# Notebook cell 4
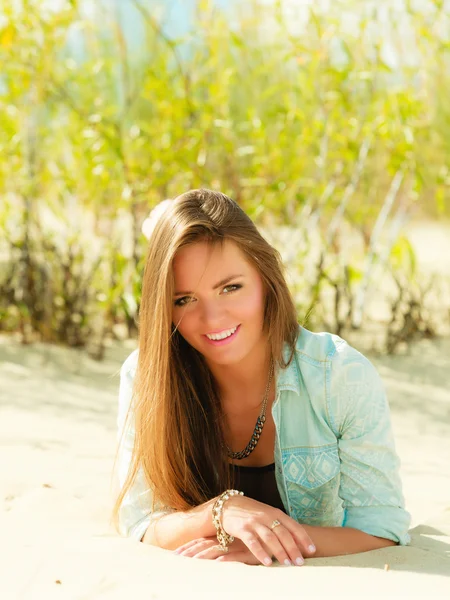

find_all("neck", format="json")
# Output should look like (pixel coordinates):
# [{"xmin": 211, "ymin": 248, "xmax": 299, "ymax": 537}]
[{"xmin": 206, "ymin": 340, "xmax": 274, "ymax": 414}]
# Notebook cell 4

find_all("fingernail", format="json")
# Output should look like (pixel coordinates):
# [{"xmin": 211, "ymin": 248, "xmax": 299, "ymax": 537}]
[
  {"xmin": 295, "ymin": 557, "xmax": 304, "ymax": 566},
  {"xmin": 308, "ymin": 544, "xmax": 316, "ymax": 553},
  {"xmin": 264, "ymin": 557, "xmax": 272, "ymax": 566},
  {"xmin": 284, "ymin": 559, "xmax": 292, "ymax": 566}
]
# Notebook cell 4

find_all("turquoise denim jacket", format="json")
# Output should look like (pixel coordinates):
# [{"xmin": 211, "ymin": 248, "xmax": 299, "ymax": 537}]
[{"xmin": 116, "ymin": 327, "xmax": 411, "ymax": 545}]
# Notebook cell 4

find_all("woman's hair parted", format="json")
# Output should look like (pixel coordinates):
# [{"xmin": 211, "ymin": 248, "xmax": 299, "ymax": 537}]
[{"xmin": 112, "ymin": 189, "xmax": 299, "ymax": 527}]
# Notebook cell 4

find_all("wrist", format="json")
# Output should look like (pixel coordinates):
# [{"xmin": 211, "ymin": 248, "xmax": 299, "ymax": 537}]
[
  {"xmin": 202, "ymin": 497, "xmax": 218, "ymax": 537},
  {"xmin": 212, "ymin": 489, "xmax": 244, "ymax": 550}
]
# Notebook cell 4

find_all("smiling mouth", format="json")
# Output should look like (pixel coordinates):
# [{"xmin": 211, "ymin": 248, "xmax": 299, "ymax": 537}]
[{"xmin": 205, "ymin": 325, "xmax": 239, "ymax": 341}]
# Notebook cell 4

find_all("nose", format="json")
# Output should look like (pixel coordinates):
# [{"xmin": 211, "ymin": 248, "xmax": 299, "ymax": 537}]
[{"xmin": 200, "ymin": 299, "xmax": 226, "ymax": 331}]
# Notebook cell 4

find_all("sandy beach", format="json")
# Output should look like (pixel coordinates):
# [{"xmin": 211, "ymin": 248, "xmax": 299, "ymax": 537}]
[{"xmin": 1, "ymin": 332, "xmax": 449, "ymax": 599}]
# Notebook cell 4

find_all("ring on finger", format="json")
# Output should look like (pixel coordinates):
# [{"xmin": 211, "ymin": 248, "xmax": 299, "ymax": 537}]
[
  {"xmin": 270, "ymin": 519, "xmax": 282, "ymax": 530},
  {"xmin": 213, "ymin": 544, "xmax": 229, "ymax": 553}
]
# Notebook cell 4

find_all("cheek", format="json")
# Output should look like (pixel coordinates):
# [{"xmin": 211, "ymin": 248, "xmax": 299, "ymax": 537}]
[
  {"xmin": 236, "ymin": 286, "xmax": 265, "ymax": 322},
  {"xmin": 172, "ymin": 308, "xmax": 197, "ymax": 341}
]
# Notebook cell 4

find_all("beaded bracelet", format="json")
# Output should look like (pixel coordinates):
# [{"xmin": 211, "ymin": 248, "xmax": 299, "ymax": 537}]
[{"xmin": 212, "ymin": 489, "xmax": 244, "ymax": 551}]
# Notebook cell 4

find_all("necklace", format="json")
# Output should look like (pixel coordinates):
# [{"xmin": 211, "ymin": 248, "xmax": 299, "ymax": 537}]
[{"xmin": 224, "ymin": 359, "xmax": 275, "ymax": 460}]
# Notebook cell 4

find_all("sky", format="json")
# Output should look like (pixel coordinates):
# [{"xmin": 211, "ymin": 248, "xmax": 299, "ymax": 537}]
[
  {"xmin": 12, "ymin": 0, "xmax": 448, "ymax": 70},
  {"xmin": 84, "ymin": 0, "xmax": 446, "ymax": 56}
]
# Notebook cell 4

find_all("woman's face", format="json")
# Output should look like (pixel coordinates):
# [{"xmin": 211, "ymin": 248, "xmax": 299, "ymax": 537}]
[{"xmin": 172, "ymin": 240, "xmax": 266, "ymax": 367}]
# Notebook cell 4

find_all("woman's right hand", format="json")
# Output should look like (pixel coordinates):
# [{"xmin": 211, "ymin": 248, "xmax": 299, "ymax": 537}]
[{"xmin": 221, "ymin": 495, "xmax": 316, "ymax": 566}]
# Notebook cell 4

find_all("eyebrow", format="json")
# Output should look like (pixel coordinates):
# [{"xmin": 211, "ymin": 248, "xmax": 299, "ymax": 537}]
[{"xmin": 174, "ymin": 274, "xmax": 244, "ymax": 296}]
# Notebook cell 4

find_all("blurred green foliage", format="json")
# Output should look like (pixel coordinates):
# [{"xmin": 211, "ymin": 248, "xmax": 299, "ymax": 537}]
[{"xmin": 0, "ymin": 0, "xmax": 449, "ymax": 353}]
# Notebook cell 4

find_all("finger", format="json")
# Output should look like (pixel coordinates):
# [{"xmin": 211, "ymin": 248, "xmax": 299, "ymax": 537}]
[
  {"xmin": 216, "ymin": 551, "xmax": 260, "ymax": 565},
  {"xmin": 287, "ymin": 522, "xmax": 316, "ymax": 556},
  {"xmin": 256, "ymin": 523, "xmax": 299, "ymax": 566},
  {"xmin": 269, "ymin": 524, "xmax": 306, "ymax": 565},
  {"xmin": 194, "ymin": 545, "xmax": 230, "ymax": 560},
  {"xmin": 239, "ymin": 530, "xmax": 273, "ymax": 567},
  {"xmin": 173, "ymin": 538, "xmax": 211, "ymax": 554},
  {"xmin": 179, "ymin": 540, "xmax": 216, "ymax": 557}
]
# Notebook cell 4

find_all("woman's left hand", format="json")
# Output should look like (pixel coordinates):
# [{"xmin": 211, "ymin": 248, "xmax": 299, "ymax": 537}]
[{"xmin": 173, "ymin": 536, "xmax": 263, "ymax": 565}]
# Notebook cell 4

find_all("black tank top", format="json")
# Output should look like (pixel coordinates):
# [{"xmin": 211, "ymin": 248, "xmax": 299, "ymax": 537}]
[{"xmin": 228, "ymin": 462, "xmax": 287, "ymax": 514}]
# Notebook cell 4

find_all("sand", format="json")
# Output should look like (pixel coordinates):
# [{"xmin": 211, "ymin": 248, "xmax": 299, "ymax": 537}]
[{"xmin": 0, "ymin": 333, "xmax": 449, "ymax": 599}]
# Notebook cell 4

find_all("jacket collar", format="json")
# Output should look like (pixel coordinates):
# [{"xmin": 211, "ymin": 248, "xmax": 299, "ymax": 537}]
[{"xmin": 275, "ymin": 342, "xmax": 301, "ymax": 395}]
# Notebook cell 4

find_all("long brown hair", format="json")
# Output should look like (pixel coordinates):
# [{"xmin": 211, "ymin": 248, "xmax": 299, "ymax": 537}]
[{"xmin": 112, "ymin": 189, "xmax": 299, "ymax": 523}]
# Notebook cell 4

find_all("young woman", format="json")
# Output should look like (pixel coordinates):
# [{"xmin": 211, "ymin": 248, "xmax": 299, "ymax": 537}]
[{"xmin": 112, "ymin": 189, "xmax": 411, "ymax": 567}]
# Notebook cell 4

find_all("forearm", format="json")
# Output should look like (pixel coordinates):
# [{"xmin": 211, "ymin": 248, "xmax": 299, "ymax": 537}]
[
  {"xmin": 302, "ymin": 525, "xmax": 397, "ymax": 558},
  {"xmin": 141, "ymin": 497, "xmax": 217, "ymax": 550}
]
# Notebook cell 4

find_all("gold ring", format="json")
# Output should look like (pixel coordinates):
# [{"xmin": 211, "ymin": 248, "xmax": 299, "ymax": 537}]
[
  {"xmin": 271, "ymin": 519, "xmax": 281, "ymax": 529},
  {"xmin": 213, "ymin": 544, "xmax": 229, "ymax": 553}
]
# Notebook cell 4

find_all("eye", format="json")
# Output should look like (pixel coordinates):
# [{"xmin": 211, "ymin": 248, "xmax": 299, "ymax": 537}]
[
  {"xmin": 222, "ymin": 284, "xmax": 242, "ymax": 294},
  {"xmin": 174, "ymin": 296, "xmax": 194, "ymax": 307}
]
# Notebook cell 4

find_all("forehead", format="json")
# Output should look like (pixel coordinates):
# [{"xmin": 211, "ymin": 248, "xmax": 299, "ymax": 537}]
[{"xmin": 172, "ymin": 240, "xmax": 254, "ymax": 286}]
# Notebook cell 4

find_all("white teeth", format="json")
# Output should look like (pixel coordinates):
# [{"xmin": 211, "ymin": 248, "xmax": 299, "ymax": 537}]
[{"xmin": 206, "ymin": 326, "xmax": 237, "ymax": 341}]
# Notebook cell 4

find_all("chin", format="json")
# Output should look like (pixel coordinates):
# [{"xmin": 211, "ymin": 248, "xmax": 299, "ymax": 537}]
[{"xmin": 206, "ymin": 347, "xmax": 251, "ymax": 366}]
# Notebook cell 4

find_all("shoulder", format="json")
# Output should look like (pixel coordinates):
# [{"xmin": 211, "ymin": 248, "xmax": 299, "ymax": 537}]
[
  {"xmin": 293, "ymin": 326, "xmax": 368, "ymax": 375},
  {"xmin": 292, "ymin": 327, "xmax": 382, "ymax": 413},
  {"xmin": 295, "ymin": 329, "xmax": 386, "ymax": 435},
  {"xmin": 294, "ymin": 326, "xmax": 347, "ymax": 364},
  {"xmin": 117, "ymin": 348, "xmax": 139, "ymax": 433},
  {"xmin": 120, "ymin": 348, "xmax": 139, "ymax": 378}
]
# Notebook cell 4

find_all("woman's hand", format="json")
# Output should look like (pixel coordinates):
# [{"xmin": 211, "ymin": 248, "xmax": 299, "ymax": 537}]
[
  {"xmin": 220, "ymin": 495, "xmax": 316, "ymax": 566},
  {"xmin": 174, "ymin": 497, "xmax": 316, "ymax": 566},
  {"xmin": 173, "ymin": 536, "xmax": 262, "ymax": 565}
]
